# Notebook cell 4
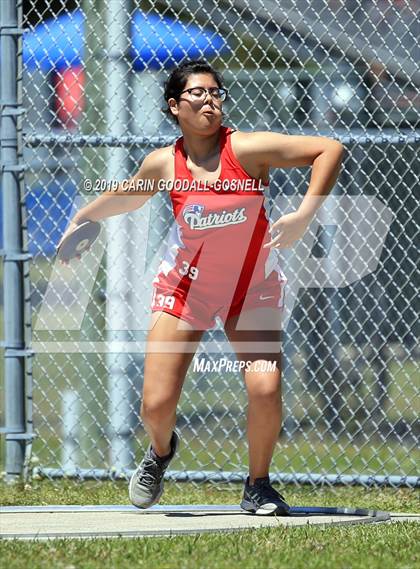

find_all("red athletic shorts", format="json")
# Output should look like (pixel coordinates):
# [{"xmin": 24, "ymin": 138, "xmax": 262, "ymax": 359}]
[{"xmin": 150, "ymin": 267, "xmax": 287, "ymax": 330}]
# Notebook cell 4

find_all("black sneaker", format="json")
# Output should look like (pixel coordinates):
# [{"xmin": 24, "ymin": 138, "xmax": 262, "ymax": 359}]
[
  {"xmin": 129, "ymin": 430, "xmax": 179, "ymax": 509},
  {"xmin": 240, "ymin": 475, "xmax": 290, "ymax": 516}
]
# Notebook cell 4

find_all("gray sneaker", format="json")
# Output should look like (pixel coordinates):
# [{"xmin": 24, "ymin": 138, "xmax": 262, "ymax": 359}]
[
  {"xmin": 241, "ymin": 475, "xmax": 290, "ymax": 516},
  {"xmin": 129, "ymin": 430, "xmax": 179, "ymax": 509}
]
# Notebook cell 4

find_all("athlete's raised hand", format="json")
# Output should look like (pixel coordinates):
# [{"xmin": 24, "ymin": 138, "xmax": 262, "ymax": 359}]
[{"xmin": 263, "ymin": 211, "xmax": 310, "ymax": 249}]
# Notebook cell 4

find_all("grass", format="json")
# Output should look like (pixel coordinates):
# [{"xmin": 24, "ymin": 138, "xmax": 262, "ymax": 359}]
[
  {"xmin": 13, "ymin": 429, "xmax": 419, "ymax": 482},
  {"xmin": 1, "ymin": 523, "xmax": 418, "ymax": 569},
  {"xmin": 0, "ymin": 481, "xmax": 419, "ymax": 569},
  {"xmin": 1, "ymin": 479, "xmax": 419, "ymax": 511}
]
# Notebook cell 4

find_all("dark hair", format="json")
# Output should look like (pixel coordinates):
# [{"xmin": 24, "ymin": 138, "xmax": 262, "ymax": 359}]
[{"xmin": 162, "ymin": 59, "xmax": 226, "ymax": 124}]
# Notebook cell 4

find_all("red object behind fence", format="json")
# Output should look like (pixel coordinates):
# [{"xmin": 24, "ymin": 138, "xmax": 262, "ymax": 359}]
[{"xmin": 54, "ymin": 64, "xmax": 85, "ymax": 128}]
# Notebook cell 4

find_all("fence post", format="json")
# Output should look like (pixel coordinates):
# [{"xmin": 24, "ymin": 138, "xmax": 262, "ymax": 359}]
[
  {"xmin": 62, "ymin": 390, "xmax": 80, "ymax": 474},
  {"xmin": 0, "ymin": 0, "xmax": 28, "ymax": 482},
  {"xmin": 105, "ymin": 0, "xmax": 135, "ymax": 473}
]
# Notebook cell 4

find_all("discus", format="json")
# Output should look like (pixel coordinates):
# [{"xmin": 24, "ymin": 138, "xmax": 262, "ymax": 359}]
[{"xmin": 56, "ymin": 220, "xmax": 101, "ymax": 262}]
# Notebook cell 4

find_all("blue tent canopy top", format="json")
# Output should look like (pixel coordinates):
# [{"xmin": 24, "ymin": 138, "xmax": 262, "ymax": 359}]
[{"xmin": 23, "ymin": 9, "xmax": 229, "ymax": 72}]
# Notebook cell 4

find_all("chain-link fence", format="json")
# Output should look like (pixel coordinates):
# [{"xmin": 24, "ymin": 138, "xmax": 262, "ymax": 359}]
[{"xmin": 1, "ymin": 0, "xmax": 418, "ymax": 488}]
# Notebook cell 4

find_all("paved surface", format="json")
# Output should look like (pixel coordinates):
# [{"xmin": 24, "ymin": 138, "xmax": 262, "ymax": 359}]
[{"xmin": 1, "ymin": 505, "xmax": 418, "ymax": 541}]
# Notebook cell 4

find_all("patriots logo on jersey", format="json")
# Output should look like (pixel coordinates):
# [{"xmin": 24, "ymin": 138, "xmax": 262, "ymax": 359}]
[
  {"xmin": 183, "ymin": 202, "xmax": 248, "ymax": 230},
  {"xmin": 183, "ymin": 203, "xmax": 205, "ymax": 223}
]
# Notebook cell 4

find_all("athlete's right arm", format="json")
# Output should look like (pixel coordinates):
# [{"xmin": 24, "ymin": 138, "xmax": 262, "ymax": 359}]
[{"xmin": 71, "ymin": 150, "xmax": 163, "ymax": 225}]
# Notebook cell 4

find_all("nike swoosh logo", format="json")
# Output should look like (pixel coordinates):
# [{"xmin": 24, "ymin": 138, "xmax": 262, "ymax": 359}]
[{"xmin": 259, "ymin": 295, "xmax": 275, "ymax": 300}]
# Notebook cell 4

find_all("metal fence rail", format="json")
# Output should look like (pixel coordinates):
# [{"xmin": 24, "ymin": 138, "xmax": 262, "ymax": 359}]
[{"xmin": 1, "ymin": 0, "xmax": 419, "ymax": 488}]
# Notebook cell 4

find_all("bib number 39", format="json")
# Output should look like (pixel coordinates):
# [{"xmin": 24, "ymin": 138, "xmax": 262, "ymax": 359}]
[
  {"xmin": 153, "ymin": 292, "xmax": 176, "ymax": 310},
  {"xmin": 179, "ymin": 261, "xmax": 199, "ymax": 280}
]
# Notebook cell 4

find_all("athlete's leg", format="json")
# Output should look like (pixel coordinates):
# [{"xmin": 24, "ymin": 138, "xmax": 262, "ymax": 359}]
[
  {"xmin": 224, "ymin": 308, "xmax": 283, "ymax": 485},
  {"xmin": 141, "ymin": 311, "xmax": 204, "ymax": 457}
]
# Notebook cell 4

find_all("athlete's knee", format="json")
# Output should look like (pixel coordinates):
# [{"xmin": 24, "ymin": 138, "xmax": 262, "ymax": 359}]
[
  {"xmin": 247, "ymin": 384, "xmax": 281, "ymax": 402},
  {"xmin": 140, "ymin": 395, "xmax": 178, "ymax": 422},
  {"xmin": 246, "ymin": 368, "xmax": 282, "ymax": 401}
]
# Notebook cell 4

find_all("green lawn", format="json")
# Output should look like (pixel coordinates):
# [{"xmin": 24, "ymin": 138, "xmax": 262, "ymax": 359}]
[
  {"xmin": 12, "ymin": 429, "xmax": 419, "ymax": 483},
  {"xmin": 0, "ymin": 481, "xmax": 419, "ymax": 569}
]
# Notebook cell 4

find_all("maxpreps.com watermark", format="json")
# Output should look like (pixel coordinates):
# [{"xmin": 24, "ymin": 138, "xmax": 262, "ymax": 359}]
[
  {"xmin": 193, "ymin": 357, "xmax": 278, "ymax": 373},
  {"xmin": 83, "ymin": 177, "xmax": 265, "ymax": 193}
]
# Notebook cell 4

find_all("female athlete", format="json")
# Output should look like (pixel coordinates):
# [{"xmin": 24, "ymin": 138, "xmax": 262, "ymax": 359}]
[{"xmin": 58, "ymin": 59, "xmax": 344, "ymax": 515}]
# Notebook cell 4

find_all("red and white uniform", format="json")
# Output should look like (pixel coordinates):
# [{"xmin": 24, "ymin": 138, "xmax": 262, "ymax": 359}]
[{"xmin": 151, "ymin": 125, "xmax": 287, "ymax": 329}]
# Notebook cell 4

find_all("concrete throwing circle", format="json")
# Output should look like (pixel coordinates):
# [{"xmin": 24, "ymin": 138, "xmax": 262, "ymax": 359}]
[{"xmin": 0, "ymin": 504, "xmax": 408, "ymax": 541}]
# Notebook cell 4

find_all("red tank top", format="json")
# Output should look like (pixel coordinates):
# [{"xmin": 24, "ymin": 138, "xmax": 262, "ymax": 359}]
[{"xmin": 153, "ymin": 125, "xmax": 276, "ymax": 301}]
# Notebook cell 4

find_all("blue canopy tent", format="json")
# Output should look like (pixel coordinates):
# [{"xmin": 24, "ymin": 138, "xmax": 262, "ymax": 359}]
[
  {"xmin": 1, "ymin": 9, "xmax": 229, "ymax": 255},
  {"xmin": 22, "ymin": 8, "xmax": 228, "ymax": 71}
]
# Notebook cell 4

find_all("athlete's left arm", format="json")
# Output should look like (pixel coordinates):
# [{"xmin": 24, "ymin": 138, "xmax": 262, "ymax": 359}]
[{"xmin": 239, "ymin": 131, "xmax": 345, "ymax": 249}]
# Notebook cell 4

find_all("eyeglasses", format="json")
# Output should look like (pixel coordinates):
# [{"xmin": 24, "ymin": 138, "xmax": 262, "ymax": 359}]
[{"xmin": 179, "ymin": 86, "xmax": 228, "ymax": 102}]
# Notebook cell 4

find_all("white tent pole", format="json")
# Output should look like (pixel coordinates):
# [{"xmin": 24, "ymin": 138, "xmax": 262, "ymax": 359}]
[{"xmin": 105, "ymin": 0, "xmax": 134, "ymax": 473}]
